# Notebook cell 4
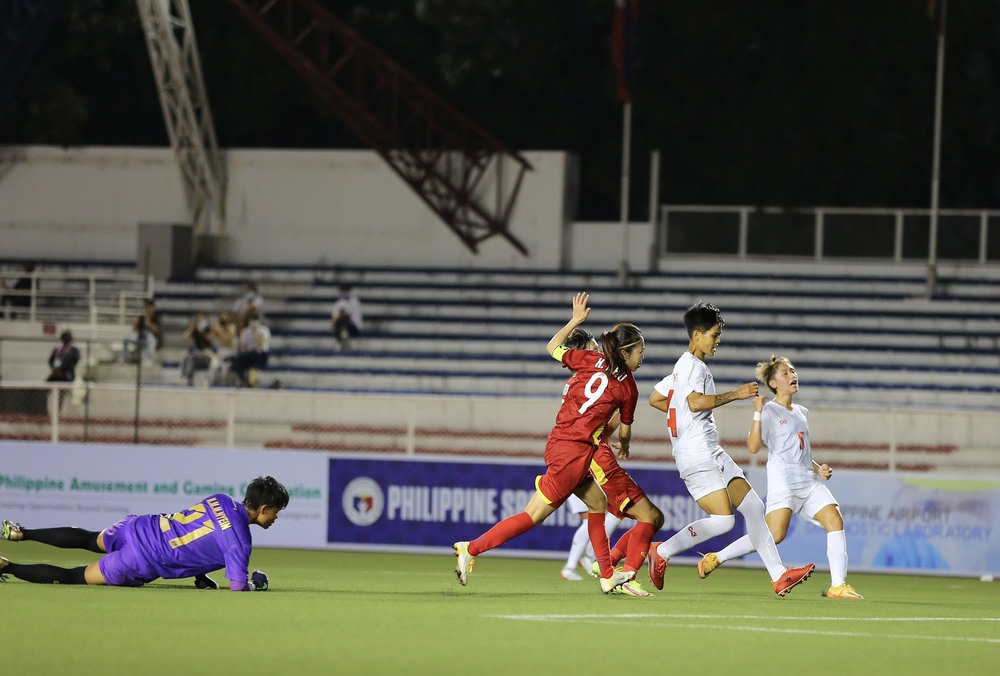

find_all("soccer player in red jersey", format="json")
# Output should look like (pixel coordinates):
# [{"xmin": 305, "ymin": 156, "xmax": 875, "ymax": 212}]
[
  {"xmin": 560, "ymin": 328, "xmax": 664, "ymax": 597},
  {"xmin": 454, "ymin": 292, "xmax": 644, "ymax": 594}
]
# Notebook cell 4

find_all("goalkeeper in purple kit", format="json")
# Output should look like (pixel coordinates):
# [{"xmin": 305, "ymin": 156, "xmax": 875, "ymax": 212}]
[{"xmin": 0, "ymin": 475, "xmax": 288, "ymax": 592}]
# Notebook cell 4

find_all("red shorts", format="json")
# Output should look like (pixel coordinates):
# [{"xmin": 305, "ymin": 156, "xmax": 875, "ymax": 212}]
[
  {"xmin": 589, "ymin": 442, "xmax": 647, "ymax": 519},
  {"xmin": 537, "ymin": 438, "xmax": 597, "ymax": 508}
]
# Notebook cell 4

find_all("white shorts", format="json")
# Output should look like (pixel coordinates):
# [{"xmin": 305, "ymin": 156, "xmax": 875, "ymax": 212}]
[
  {"xmin": 765, "ymin": 480, "xmax": 837, "ymax": 525},
  {"xmin": 565, "ymin": 493, "xmax": 588, "ymax": 514},
  {"xmin": 678, "ymin": 448, "xmax": 747, "ymax": 502}
]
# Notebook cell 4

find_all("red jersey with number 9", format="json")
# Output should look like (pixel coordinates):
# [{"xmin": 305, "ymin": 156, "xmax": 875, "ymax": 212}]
[{"xmin": 548, "ymin": 349, "xmax": 638, "ymax": 445}]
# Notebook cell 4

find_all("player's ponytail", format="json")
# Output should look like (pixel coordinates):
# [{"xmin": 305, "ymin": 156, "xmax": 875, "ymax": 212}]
[{"xmin": 600, "ymin": 323, "xmax": 643, "ymax": 378}]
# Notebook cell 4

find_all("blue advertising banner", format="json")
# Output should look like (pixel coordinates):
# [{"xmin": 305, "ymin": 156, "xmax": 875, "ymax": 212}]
[
  {"xmin": 745, "ymin": 468, "xmax": 1000, "ymax": 577},
  {"xmin": 327, "ymin": 455, "xmax": 742, "ymax": 558}
]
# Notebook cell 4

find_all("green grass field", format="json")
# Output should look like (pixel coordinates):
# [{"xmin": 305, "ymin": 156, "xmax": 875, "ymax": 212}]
[{"xmin": 4, "ymin": 543, "xmax": 999, "ymax": 675}]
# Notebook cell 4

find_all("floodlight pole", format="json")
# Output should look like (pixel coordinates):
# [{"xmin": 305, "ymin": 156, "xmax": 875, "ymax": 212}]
[
  {"xmin": 618, "ymin": 100, "xmax": 632, "ymax": 286},
  {"xmin": 928, "ymin": 0, "xmax": 947, "ymax": 274}
]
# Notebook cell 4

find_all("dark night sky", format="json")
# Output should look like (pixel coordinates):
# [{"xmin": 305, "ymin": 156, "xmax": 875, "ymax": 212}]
[{"xmin": 2, "ymin": 0, "xmax": 998, "ymax": 221}]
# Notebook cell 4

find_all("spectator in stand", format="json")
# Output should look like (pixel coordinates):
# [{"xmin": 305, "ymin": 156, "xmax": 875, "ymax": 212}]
[
  {"xmin": 180, "ymin": 313, "xmax": 218, "ymax": 386},
  {"xmin": 47, "ymin": 330, "xmax": 81, "ymax": 383},
  {"xmin": 212, "ymin": 311, "xmax": 238, "ymax": 351},
  {"xmin": 209, "ymin": 311, "xmax": 238, "ymax": 384},
  {"xmin": 330, "ymin": 284, "xmax": 363, "ymax": 349},
  {"xmin": 121, "ymin": 313, "xmax": 158, "ymax": 364},
  {"xmin": 232, "ymin": 282, "xmax": 264, "ymax": 332},
  {"xmin": 229, "ymin": 309, "xmax": 270, "ymax": 387},
  {"xmin": 142, "ymin": 299, "xmax": 164, "ymax": 349}
]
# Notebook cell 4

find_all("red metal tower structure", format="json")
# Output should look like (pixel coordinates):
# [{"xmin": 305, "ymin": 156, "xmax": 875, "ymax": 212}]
[{"xmin": 227, "ymin": 0, "xmax": 533, "ymax": 255}]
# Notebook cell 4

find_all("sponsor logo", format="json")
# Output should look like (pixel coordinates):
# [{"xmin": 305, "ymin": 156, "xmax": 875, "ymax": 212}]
[{"xmin": 342, "ymin": 476, "xmax": 384, "ymax": 526}]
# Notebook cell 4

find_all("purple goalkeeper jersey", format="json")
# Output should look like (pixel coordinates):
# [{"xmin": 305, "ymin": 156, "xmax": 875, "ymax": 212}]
[{"xmin": 124, "ymin": 493, "xmax": 252, "ymax": 584}]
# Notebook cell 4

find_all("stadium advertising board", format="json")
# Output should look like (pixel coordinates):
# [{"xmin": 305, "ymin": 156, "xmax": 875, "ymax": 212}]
[
  {"xmin": 3, "ymin": 443, "xmax": 997, "ymax": 576},
  {"xmin": 328, "ymin": 456, "xmax": 742, "ymax": 557},
  {"xmin": 0, "ymin": 442, "xmax": 327, "ymax": 549},
  {"xmin": 744, "ymin": 468, "xmax": 1000, "ymax": 577}
]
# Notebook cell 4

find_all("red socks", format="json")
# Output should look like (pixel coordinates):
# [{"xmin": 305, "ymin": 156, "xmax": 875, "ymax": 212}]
[
  {"xmin": 610, "ymin": 529, "xmax": 632, "ymax": 566},
  {"xmin": 468, "ymin": 512, "xmax": 534, "ymax": 557},
  {"xmin": 588, "ymin": 512, "xmax": 614, "ymax": 578},
  {"xmin": 622, "ymin": 521, "xmax": 656, "ymax": 574}
]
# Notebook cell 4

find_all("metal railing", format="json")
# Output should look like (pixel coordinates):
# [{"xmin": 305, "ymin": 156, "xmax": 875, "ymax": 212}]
[
  {"xmin": 656, "ymin": 205, "xmax": 1000, "ymax": 263},
  {"xmin": 0, "ymin": 267, "xmax": 153, "ymax": 328},
  {"xmin": 0, "ymin": 383, "xmax": 995, "ymax": 473}
]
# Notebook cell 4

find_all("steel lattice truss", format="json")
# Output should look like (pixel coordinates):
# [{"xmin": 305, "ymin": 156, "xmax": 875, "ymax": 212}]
[
  {"xmin": 137, "ymin": 0, "xmax": 226, "ymax": 236},
  {"xmin": 227, "ymin": 0, "xmax": 532, "ymax": 255}
]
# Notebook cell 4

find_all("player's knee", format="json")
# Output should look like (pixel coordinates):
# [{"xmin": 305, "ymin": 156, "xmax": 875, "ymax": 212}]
[
  {"xmin": 709, "ymin": 513, "xmax": 736, "ymax": 536},
  {"xmin": 651, "ymin": 506, "xmax": 665, "ymax": 530},
  {"xmin": 771, "ymin": 528, "xmax": 788, "ymax": 544},
  {"xmin": 584, "ymin": 492, "xmax": 607, "ymax": 512}
]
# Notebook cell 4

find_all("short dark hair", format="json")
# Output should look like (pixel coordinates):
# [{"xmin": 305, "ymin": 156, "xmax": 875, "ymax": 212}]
[
  {"xmin": 243, "ymin": 476, "xmax": 289, "ymax": 511},
  {"xmin": 564, "ymin": 327, "xmax": 595, "ymax": 350},
  {"xmin": 683, "ymin": 301, "xmax": 724, "ymax": 338}
]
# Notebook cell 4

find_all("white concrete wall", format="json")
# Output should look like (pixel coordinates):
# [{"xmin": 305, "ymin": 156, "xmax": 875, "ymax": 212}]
[
  {"xmin": 0, "ymin": 145, "xmax": 585, "ymax": 270},
  {"xmin": 569, "ymin": 220, "xmax": 654, "ymax": 273}
]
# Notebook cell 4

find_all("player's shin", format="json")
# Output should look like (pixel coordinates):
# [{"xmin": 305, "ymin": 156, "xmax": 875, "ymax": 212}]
[
  {"xmin": 588, "ymin": 512, "xmax": 614, "ymax": 577},
  {"xmin": 623, "ymin": 521, "xmax": 656, "ymax": 574},
  {"xmin": 737, "ymin": 490, "xmax": 785, "ymax": 580},
  {"xmin": 3, "ymin": 562, "xmax": 88, "ymax": 584}
]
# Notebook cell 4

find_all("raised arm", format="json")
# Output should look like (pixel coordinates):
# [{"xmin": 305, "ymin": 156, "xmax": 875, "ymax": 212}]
[
  {"xmin": 547, "ymin": 292, "xmax": 591, "ymax": 356},
  {"xmin": 687, "ymin": 381, "xmax": 759, "ymax": 413},
  {"xmin": 746, "ymin": 395, "xmax": 766, "ymax": 453}
]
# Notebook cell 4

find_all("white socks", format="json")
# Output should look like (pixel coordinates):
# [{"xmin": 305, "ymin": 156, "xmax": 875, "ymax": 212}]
[
  {"xmin": 657, "ymin": 514, "xmax": 735, "ymax": 559},
  {"xmin": 565, "ymin": 520, "xmax": 591, "ymax": 570},
  {"xmin": 828, "ymin": 529, "xmax": 848, "ymax": 586},
  {"xmin": 716, "ymin": 534, "xmax": 754, "ymax": 564},
  {"xmin": 736, "ymin": 489, "xmax": 786, "ymax": 580}
]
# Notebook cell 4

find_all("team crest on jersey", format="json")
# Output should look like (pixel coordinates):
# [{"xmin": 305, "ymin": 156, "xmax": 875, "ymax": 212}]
[{"xmin": 779, "ymin": 419, "xmax": 788, "ymax": 425}]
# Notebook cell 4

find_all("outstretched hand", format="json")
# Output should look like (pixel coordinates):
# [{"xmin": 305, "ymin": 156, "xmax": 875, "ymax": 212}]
[
  {"xmin": 736, "ymin": 382, "xmax": 759, "ymax": 400},
  {"xmin": 571, "ymin": 292, "xmax": 591, "ymax": 325}
]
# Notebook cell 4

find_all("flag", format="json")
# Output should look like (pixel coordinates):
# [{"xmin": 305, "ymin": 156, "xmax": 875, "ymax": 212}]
[{"xmin": 611, "ymin": 0, "xmax": 638, "ymax": 102}]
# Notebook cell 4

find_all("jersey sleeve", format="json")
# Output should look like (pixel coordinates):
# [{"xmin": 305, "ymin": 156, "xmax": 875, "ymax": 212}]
[
  {"xmin": 653, "ymin": 374, "xmax": 672, "ymax": 397},
  {"xmin": 686, "ymin": 359, "xmax": 710, "ymax": 394},
  {"xmin": 223, "ymin": 542, "xmax": 251, "ymax": 590},
  {"xmin": 760, "ymin": 403, "xmax": 780, "ymax": 450},
  {"xmin": 618, "ymin": 377, "xmax": 639, "ymax": 425}
]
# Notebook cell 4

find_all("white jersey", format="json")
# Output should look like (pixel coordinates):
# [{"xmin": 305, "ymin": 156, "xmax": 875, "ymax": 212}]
[
  {"xmin": 761, "ymin": 400, "xmax": 816, "ymax": 491},
  {"xmin": 653, "ymin": 352, "xmax": 720, "ymax": 466}
]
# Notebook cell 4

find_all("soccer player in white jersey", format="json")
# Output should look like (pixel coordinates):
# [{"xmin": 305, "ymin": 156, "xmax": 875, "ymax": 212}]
[
  {"xmin": 697, "ymin": 356, "xmax": 863, "ymax": 599},
  {"xmin": 646, "ymin": 302, "xmax": 815, "ymax": 596}
]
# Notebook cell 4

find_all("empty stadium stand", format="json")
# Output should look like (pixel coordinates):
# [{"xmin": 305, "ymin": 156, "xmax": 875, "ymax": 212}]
[{"xmin": 139, "ymin": 259, "xmax": 1000, "ymax": 409}]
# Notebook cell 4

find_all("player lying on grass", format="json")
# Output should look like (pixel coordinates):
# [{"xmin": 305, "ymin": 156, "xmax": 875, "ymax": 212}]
[
  {"xmin": 696, "ymin": 356, "xmax": 863, "ymax": 599},
  {"xmin": 0, "ymin": 475, "xmax": 287, "ymax": 592}
]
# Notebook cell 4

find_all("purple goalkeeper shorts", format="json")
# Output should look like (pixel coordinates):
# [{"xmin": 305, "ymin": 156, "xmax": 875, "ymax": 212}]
[{"xmin": 97, "ymin": 515, "xmax": 157, "ymax": 587}]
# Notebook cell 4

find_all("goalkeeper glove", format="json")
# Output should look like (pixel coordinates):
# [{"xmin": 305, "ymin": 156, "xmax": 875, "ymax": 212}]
[{"xmin": 249, "ymin": 569, "xmax": 269, "ymax": 591}]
